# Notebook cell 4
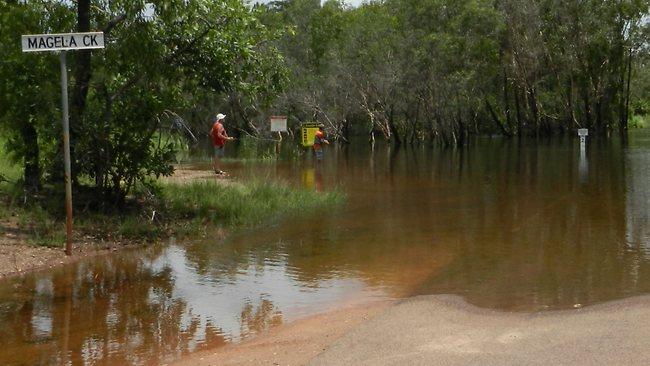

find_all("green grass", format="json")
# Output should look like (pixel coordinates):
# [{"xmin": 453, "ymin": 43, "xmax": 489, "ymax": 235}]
[
  {"xmin": 161, "ymin": 180, "xmax": 342, "ymax": 228},
  {"xmin": 0, "ymin": 159, "xmax": 20, "ymax": 183},
  {"xmin": 630, "ymin": 114, "xmax": 649, "ymax": 129},
  {"xmin": 0, "ymin": 141, "xmax": 22, "ymax": 220},
  {"xmin": 0, "ymin": 199, "xmax": 66, "ymax": 248},
  {"xmin": 0, "ymin": 176, "xmax": 343, "ymax": 247},
  {"xmin": 0, "ymin": 141, "xmax": 21, "ymax": 184}
]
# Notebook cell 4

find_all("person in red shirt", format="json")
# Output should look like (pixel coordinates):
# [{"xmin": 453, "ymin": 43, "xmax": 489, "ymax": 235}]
[
  {"xmin": 210, "ymin": 113, "xmax": 233, "ymax": 175},
  {"xmin": 313, "ymin": 124, "xmax": 329, "ymax": 161}
]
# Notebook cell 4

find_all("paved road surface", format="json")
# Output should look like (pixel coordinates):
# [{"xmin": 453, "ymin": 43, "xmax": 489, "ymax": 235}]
[{"xmin": 310, "ymin": 295, "xmax": 650, "ymax": 366}]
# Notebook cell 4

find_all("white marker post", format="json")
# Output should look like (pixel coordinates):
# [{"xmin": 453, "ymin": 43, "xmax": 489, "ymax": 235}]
[
  {"xmin": 22, "ymin": 32, "xmax": 105, "ymax": 255},
  {"xmin": 270, "ymin": 116, "xmax": 288, "ymax": 156},
  {"xmin": 578, "ymin": 128, "xmax": 588, "ymax": 144},
  {"xmin": 578, "ymin": 128, "xmax": 588, "ymax": 183}
]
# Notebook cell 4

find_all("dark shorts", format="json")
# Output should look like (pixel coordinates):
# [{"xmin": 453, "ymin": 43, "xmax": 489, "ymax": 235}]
[
  {"xmin": 314, "ymin": 148, "xmax": 324, "ymax": 160},
  {"xmin": 213, "ymin": 145, "xmax": 225, "ymax": 157}
]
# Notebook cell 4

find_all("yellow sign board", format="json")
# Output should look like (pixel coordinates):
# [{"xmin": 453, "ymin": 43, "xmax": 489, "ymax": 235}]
[{"xmin": 301, "ymin": 123, "xmax": 319, "ymax": 147}]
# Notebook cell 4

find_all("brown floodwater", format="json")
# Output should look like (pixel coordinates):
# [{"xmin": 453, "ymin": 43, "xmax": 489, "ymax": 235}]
[{"xmin": 1, "ymin": 132, "xmax": 650, "ymax": 365}]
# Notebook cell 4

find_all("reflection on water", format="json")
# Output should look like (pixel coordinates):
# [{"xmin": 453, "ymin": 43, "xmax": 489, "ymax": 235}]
[
  {"xmin": 579, "ymin": 139, "xmax": 589, "ymax": 183},
  {"xmin": 0, "ymin": 242, "xmax": 377, "ymax": 365},
  {"xmin": 2, "ymin": 132, "xmax": 650, "ymax": 364}
]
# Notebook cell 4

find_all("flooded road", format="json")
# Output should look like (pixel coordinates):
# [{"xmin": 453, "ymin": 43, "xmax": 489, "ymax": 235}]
[{"xmin": 1, "ymin": 132, "xmax": 650, "ymax": 365}]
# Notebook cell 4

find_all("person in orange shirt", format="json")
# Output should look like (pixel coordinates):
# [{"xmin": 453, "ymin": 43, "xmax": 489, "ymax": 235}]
[
  {"xmin": 210, "ymin": 113, "xmax": 234, "ymax": 175},
  {"xmin": 313, "ymin": 124, "xmax": 329, "ymax": 161}
]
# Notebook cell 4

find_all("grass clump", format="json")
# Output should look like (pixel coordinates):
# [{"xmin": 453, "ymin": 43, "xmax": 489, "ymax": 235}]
[
  {"xmin": 0, "ymin": 158, "xmax": 20, "ymax": 183},
  {"xmin": 630, "ymin": 114, "xmax": 649, "ymax": 129},
  {"xmin": 161, "ymin": 180, "xmax": 342, "ymax": 229}
]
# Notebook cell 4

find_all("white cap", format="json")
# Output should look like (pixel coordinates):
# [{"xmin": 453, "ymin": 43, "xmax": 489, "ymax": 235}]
[{"xmin": 216, "ymin": 113, "xmax": 226, "ymax": 121}]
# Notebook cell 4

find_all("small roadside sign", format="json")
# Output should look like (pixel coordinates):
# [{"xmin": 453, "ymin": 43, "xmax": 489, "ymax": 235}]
[
  {"xmin": 578, "ymin": 128, "xmax": 588, "ymax": 144},
  {"xmin": 22, "ymin": 32, "xmax": 104, "ymax": 52},
  {"xmin": 270, "ymin": 115, "xmax": 287, "ymax": 132}
]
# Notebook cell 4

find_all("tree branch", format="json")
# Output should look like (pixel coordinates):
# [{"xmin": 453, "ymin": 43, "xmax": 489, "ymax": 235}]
[{"xmin": 102, "ymin": 14, "xmax": 127, "ymax": 36}]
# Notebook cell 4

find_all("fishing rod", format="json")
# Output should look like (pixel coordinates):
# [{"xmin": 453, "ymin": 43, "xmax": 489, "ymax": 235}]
[
  {"xmin": 159, "ymin": 110, "xmax": 198, "ymax": 143},
  {"xmin": 232, "ymin": 126, "xmax": 282, "ymax": 142}
]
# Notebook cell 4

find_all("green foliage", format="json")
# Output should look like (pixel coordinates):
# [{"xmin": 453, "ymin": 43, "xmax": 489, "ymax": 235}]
[
  {"xmin": 632, "ymin": 99, "xmax": 649, "ymax": 116},
  {"xmin": 74, "ymin": 0, "xmax": 288, "ymax": 202},
  {"xmin": 0, "ymin": 136, "xmax": 21, "ymax": 184},
  {"xmin": 260, "ymin": 0, "xmax": 649, "ymax": 144},
  {"xmin": 630, "ymin": 114, "xmax": 649, "ymax": 128},
  {"xmin": 0, "ymin": 0, "xmax": 287, "ymax": 204},
  {"xmin": 0, "ymin": 1, "xmax": 71, "ymax": 188},
  {"xmin": 116, "ymin": 215, "xmax": 162, "ymax": 239}
]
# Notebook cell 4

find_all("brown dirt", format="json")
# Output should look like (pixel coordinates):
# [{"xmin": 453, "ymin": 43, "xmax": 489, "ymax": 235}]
[
  {"xmin": 169, "ymin": 300, "xmax": 394, "ymax": 366},
  {"xmin": 0, "ymin": 218, "xmax": 129, "ymax": 279}
]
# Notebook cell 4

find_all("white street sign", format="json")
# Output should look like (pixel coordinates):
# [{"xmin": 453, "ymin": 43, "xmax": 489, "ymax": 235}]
[
  {"xmin": 270, "ymin": 116, "xmax": 288, "ymax": 132},
  {"xmin": 578, "ymin": 128, "xmax": 588, "ymax": 137},
  {"xmin": 22, "ymin": 32, "xmax": 104, "ymax": 52}
]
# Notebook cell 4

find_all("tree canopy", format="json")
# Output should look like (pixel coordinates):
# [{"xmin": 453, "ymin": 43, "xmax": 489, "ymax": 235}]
[
  {"xmin": 263, "ymin": 0, "xmax": 649, "ymax": 145},
  {"xmin": 0, "ymin": 0, "xmax": 648, "ymax": 205}
]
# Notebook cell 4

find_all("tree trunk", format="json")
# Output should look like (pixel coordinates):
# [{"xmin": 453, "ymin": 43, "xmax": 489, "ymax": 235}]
[
  {"xmin": 21, "ymin": 119, "xmax": 40, "ymax": 191},
  {"xmin": 387, "ymin": 107, "xmax": 401, "ymax": 146},
  {"xmin": 427, "ymin": 117, "xmax": 436, "ymax": 146},
  {"xmin": 595, "ymin": 97, "xmax": 603, "ymax": 132},
  {"xmin": 582, "ymin": 88, "xmax": 592, "ymax": 129},
  {"xmin": 342, "ymin": 117, "xmax": 350, "ymax": 142},
  {"xmin": 503, "ymin": 68, "xmax": 512, "ymax": 132},
  {"xmin": 229, "ymin": 93, "xmax": 258, "ymax": 136},
  {"xmin": 456, "ymin": 108, "xmax": 465, "ymax": 147},
  {"xmin": 528, "ymin": 86, "xmax": 540, "ymax": 137},
  {"xmin": 514, "ymin": 87, "xmax": 523, "ymax": 136},
  {"xmin": 621, "ymin": 48, "xmax": 633, "ymax": 136},
  {"xmin": 568, "ymin": 77, "xmax": 577, "ymax": 129},
  {"xmin": 486, "ymin": 99, "xmax": 511, "ymax": 137},
  {"xmin": 70, "ymin": 0, "xmax": 92, "ymax": 183}
]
